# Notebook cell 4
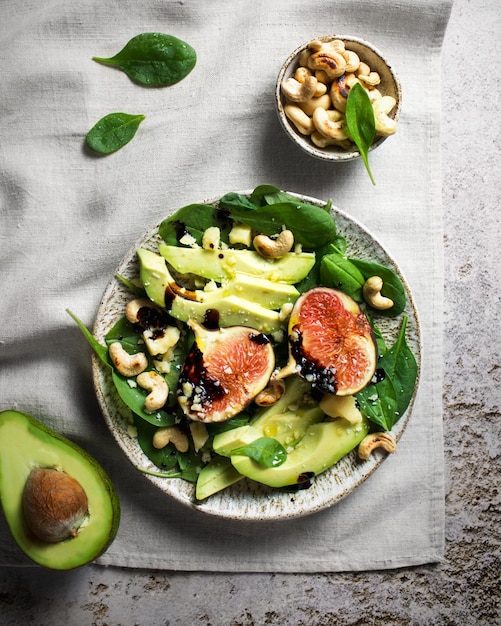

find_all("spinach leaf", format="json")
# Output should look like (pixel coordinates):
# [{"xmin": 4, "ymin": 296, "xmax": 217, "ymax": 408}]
[
  {"xmin": 231, "ymin": 437, "xmax": 287, "ymax": 468},
  {"xmin": 105, "ymin": 316, "xmax": 142, "ymax": 352},
  {"xmin": 67, "ymin": 309, "xmax": 110, "ymax": 368},
  {"xmin": 86, "ymin": 112, "xmax": 145, "ymax": 155},
  {"xmin": 158, "ymin": 203, "xmax": 231, "ymax": 246},
  {"xmin": 319, "ymin": 252, "xmax": 366, "ymax": 301},
  {"xmin": 112, "ymin": 369, "xmax": 173, "ymax": 426},
  {"xmin": 93, "ymin": 33, "xmax": 196, "ymax": 87},
  {"xmin": 219, "ymin": 196, "xmax": 337, "ymax": 249},
  {"xmin": 346, "ymin": 83, "xmax": 376, "ymax": 185},
  {"xmin": 133, "ymin": 415, "xmax": 186, "ymax": 473},
  {"xmin": 350, "ymin": 258, "xmax": 407, "ymax": 316},
  {"xmin": 116, "ymin": 273, "xmax": 146, "ymax": 297},
  {"xmin": 356, "ymin": 316, "xmax": 418, "ymax": 431}
]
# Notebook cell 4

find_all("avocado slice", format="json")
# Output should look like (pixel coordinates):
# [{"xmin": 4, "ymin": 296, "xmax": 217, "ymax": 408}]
[
  {"xmin": 0, "ymin": 410, "xmax": 120, "ymax": 570},
  {"xmin": 159, "ymin": 244, "xmax": 315, "ymax": 284},
  {"xmin": 170, "ymin": 294, "xmax": 283, "ymax": 333},
  {"xmin": 195, "ymin": 456, "xmax": 244, "ymax": 501},
  {"xmin": 230, "ymin": 418, "xmax": 370, "ymax": 488},
  {"xmin": 137, "ymin": 249, "xmax": 298, "ymax": 333},
  {"xmin": 137, "ymin": 247, "xmax": 170, "ymax": 307}
]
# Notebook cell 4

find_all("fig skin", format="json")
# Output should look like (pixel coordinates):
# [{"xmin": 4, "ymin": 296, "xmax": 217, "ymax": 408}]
[{"xmin": 22, "ymin": 468, "xmax": 89, "ymax": 543}]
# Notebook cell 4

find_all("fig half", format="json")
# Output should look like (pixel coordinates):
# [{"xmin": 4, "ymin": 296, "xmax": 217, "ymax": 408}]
[
  {"xmin": 177, "ymin": 320, "xmax": 275, "ymax": 422},
  {"xmin": 284, "ymin": 287, "xmax": 377, "ymax": 396}
]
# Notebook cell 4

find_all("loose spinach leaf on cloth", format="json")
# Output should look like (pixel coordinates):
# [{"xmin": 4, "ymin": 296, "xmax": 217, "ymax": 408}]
[
  {"xmin": 356, "ymin": 316, "xmax": 418, "ymax": 431},
  {"xmin": 231, "ymin": 437, "xmax": 287, "ymax": 468},
  {"xmin": 86, "ymin": 112, "xmax": 145, "ymax": 155},
  {"xmin": 93, "ymin": 33, "xmax": 196, "ymax": 87}
]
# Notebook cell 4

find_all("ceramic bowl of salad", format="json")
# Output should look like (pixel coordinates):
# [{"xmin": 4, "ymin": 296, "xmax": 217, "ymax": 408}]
[
  {"xmin": 275, "ymin": 36, "xmax": 402, "ymax": 164},
  {"xmin": 87, "ymin": 186, "xmax": 420, "ymax": 521}
]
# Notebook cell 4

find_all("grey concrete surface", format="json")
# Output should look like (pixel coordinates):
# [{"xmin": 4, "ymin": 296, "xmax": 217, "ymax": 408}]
[{"xmin": 0, "ymin": 1, "xmax": 499, "ymax": 624}]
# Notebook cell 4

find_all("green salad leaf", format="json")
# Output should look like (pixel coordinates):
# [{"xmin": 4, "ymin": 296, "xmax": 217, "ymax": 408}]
[
  {"xmin": 346, "ymin": 83, "xmax": 376, "ymax": 185},
  {"xmin": 86, "ymin": 112, "xmax": 145, "ymax": 155},
  {"xmin": 93, "ymin": 33, "xmax": 196, "ymax": 87},
  {"xmin": 231, "ymin": 437, "xmax": 287, "ymax": 468},
  {"xmin": 356, "ymin": 316, "xmax": 418, "ymax": 430}
]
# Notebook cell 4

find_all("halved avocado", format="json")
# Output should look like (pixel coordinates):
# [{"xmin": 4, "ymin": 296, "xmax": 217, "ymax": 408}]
[{"xmin": 0, "ymin": 410, "xmax": 120, "ymax": 570}]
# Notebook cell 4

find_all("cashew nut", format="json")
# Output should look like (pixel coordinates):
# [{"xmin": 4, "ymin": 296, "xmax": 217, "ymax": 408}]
[
  {"xmin": 311, "ymin": 132, "xmax": 352, "ymax": 150},
  {"xmin": 284, "ymin": 103, "xmax": 314, "ymax": 135},
  {"xmin": 255, "ymin": 379, "xmax": 286, "ymax": 407},
  {"xmin": 281, "ymin": 75, "xmax": 318, "ymax": 102},
  {"xmin": 109, "ymin": 342, "xmax": 148, "ymax": 377},
  {"xmin": 307, "ymin": 49, "xmax": 346, "ymax": 79},
  {"xmin": 253, "ymin": 230, "xmax": 294, "ymax": 259},
  {"xmin": 358, "ymin": 71, "xmax": 381, "ymax": 88},
  {"xmin": 136, "ymin": 371, "xmax": 169, "ymax": 413},
  {"xmin": 281, "ymin": 38, "xmax": 398, "ymax": 152},
  {"xmin": 330, "ymin": 73, "xmax": 361, "ymax": 112},
  {"xmin": 342, "ymin": 49, "xmax": 360, "ymax": 73},
  {"xmin": 153, "ymin": 425, "xmax": 189, "ymax": 452},
  {"xmin": 363, "ymin": 276, "xmax": 394, "ymax": 310},
  {"xmin": 373, "ymin": 96, "xmax": 397, "ymax": 136},
  {"xmin": 125, "ymin": 298, "xmax": 154, "ymax": 324},
  {"xmin": 358, "ymin": 432, "xmax": 396, "ymax": 460},
  {"xmin": 312, "ymin": 108, "xmax": 350, "ymax": 141},
  {"xmin": 298, "ymin": 93, "xmax": 332, "ymax": 117}
]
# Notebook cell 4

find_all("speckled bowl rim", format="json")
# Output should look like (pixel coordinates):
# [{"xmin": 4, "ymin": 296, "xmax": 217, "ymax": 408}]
[
  {"xmin": 275, "ymin": 35, "xmax": 402, "ymax": 162},
  {"xmin": 92, "ymin": 190, "xmax": 421, "ymax": 522}
]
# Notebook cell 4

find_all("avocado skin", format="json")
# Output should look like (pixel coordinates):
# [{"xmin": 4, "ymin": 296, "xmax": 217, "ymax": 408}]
[
  {"xmin": 230, "ymin": 418, "xmax": 370, "ymax": 488},
  {"xmin": 0, "ymin": 410, "xmax": 120, "ymax": 570}
]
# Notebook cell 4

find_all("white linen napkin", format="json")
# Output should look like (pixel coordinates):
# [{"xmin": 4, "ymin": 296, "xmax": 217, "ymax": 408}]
[{"xmin": 0, "ymin": 0, "xmax": 452, "ymax": 571}]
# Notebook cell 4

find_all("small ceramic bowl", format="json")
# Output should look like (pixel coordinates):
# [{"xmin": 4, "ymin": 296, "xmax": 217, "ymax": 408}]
[{"xmin": 275, "ymin": 35, "xmax": 402, "ymax": 162}]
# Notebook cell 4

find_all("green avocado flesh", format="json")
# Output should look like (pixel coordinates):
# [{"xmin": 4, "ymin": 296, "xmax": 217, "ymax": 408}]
[
  {"xmin": 0, "ymin": 410, "xmax": 120, "ymax": 570},
  {"xmin": 207, "ymin": 377, "xmax": 369, "ymax": 492},
  {"xmin": 137, "ymin": 248, "xmax": 300, "ymax": 333},
  {"xmin": 158, "ymin": 244, "xmax": 315, "ymax": 284},
  {"xmin": 230, "ymin": 418, "xmax": 369, "ymax": 488},
  {"xmin": 195, "ymin": 456, "xmax": 243, "ymax": 501}
]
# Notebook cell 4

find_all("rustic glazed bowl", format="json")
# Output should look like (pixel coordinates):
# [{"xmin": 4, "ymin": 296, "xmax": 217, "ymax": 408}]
[
  {"xmin": 92, "ymin": 190, "xmax": 420, "ymax": 522},
  {"xmin": 275, "ymin": 35, "xmax": 402, "ymax": 162}
]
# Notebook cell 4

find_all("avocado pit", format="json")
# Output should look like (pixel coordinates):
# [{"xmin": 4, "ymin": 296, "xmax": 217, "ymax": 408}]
[{"xmin": 22, "ymin": 468, "xmax": 89, "ymax": 543}]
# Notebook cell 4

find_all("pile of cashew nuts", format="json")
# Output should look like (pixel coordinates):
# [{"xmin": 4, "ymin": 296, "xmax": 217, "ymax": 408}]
[{"xmin": 281, "ymin": 38, "xmax": 398, "ymax": 150}]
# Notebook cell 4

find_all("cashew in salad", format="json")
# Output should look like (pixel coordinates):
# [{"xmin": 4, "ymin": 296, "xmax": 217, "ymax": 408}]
[
  {"xmin": 255, "ymin": 379, "xmax": 286, "ymax": 407},
  {"xmin": 136, "ymin": 371, "xmax": 169, "ymax": 413},
  {"xmin": 253, "ymin": 230, "xmax": 294, "ymax": 259},
  {"xmin": 108, "ymin": 342, "xmax": 148, "ymax": 378},
  {"xmin": 153, "ymin": 425, "xmax": 189, "ymax": 452},
  {"xmin": 125, "ymin": 298, "xmax": 155, "ymax": 324},
  {"xmin": 363, "ymin": 276, "xmax": 394, "ymax": 310},
  {"xmin": 358, "ymin": 432, "xmax": 397, "ymax": 460}
]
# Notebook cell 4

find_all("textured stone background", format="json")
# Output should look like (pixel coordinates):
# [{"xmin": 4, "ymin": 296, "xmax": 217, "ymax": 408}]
[{"xmin": 1, "ymin": 0, "xmax": 499, "ymax": 624}]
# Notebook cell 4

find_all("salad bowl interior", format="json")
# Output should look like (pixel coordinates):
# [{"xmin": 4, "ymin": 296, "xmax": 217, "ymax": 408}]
[{"xmin": 92, "ymin": 190, "xmax": 421, "ymax": 522}]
